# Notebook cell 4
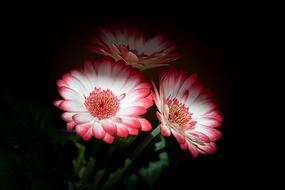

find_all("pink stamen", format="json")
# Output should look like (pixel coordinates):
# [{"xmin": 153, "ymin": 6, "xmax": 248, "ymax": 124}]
[{"xmin": 84, "ymin": 88, "xmax": 120, "ymax": 120}]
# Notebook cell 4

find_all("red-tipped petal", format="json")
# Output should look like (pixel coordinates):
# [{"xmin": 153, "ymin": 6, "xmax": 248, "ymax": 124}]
[
  {"xmin": 160, "ymin": 123, "xmax": 171, "ymax": 136},
  {"xmin": 116, "ymin": 123, "xmax": 129, "ymax": 137},
  {"xmin": 121, "ymin": 117, "xmax": 141, "ymax": 129},
  {"xmin": 198, "ymin": 142, "xmax": 217, "ymax": 154},
  {"xmin": 196, "ymin": 125, "xmax": 222, "ymax": 141},
  {"xmin": 127, "ymin": 127, "xmax": 139, "ymax": 135},
  {"xmin": 102, "ymin": 122, "xmax": 117, "ymax": 135},
  {"xmin": 82, "ymin": 127, "xmax": 93, "ymax": 141},
  {"xmin": 188, "ymin": 143, "xmax": 199, "ymax": 158},
  {"xmin": 103, "ymin": 133, "xmax": 115, "ymax": 144},
  {"xmin": 76, "ymin": 123, "xmax": 91, "ymax": 136},
  {"xmin": 53, "ymin": 100, "xmax": 63, "ymax": 107},
  {"xmin": 58, "ymin": 87, "xmax": 84, "ymax": 101},
  {"xmin": 61, "ymin": 112, "xmax": 74, "ymax": 122},
  {"xmin": 92, "ymin": 124, "xmax": 105, "ymax": 139},
  {"xmin": 138, "ymin": 118, "xmax": 152, "ymax": 131},
  {"xmin": 66, "ymin": 121, "xmax": 76, "ymax": 131},
  {"xmin": 180, "ymin": 142, "xmax": 188, "ymax": 150},
  {"xmin": 186, "ymin": 130, "xmax": 210, "ymax": 143},
  {"xmin": 171, "ymin": 129, "xmax": 186, "ymax": 144},
  {"xmin": 197, "ymin": 117, "xmax": 222, "ymax": 128},
  {"xmin": 58, "ymin": 100, "xmax": 86, "ymax": 112}
]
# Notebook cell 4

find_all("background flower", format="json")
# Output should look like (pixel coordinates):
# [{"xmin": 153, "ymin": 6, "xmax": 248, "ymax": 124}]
[
  {"xmin": 54, "ymin": 58, "xmax": 153, "ymax": 143},
  {"xmin": 87, "ymin": 28, "xmax": 181, "ymax": 70},
  {"xmin": 152, "ymin": 68, "xmax": 223, "ymax": 157}
]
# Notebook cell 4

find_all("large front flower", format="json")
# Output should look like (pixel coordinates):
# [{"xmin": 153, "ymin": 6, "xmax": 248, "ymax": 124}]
[
  {"xmin": 87, "ymin": 28, "xmax": 181, "ymax": 70},
  {"xmin": 152, "ymin": 68, "xmax": 222, "ymax": 157},
  {"xmin": 54, "ymin": 58, "xmax": 153, "ymax": 143}
]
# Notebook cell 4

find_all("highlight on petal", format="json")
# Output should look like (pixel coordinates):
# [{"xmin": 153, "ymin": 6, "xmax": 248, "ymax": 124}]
[
  {"xmin": 54, "ymin": 58, "xmax": 153, "ymax": 142},
  {"xmin": 152, "ymin": 67, "xmax": 223, "ymax": 157},
  {"xmin": 92, "ymin": 123, "xmax": 106, "ymax": 139},
  {"xmin": 72, "ymin": 112, "xmax": 93, "ymax": 124}
]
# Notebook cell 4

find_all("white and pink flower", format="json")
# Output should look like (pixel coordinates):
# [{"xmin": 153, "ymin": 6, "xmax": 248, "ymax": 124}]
[
  {"xmin": 54, "ymin": 58, "xmax": 153, "ymax": 143},
  {"xmin": 87, "ymin": 28, "xmax": 181, "ymax": 70},
  {"xmin": 152, "ymin": 68, "xmax": 222, "ymax": 157}
]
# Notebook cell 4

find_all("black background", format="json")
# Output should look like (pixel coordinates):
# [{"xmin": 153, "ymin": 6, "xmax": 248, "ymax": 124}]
[{"xmin": 1, "ymin": 3, "xmax": 267, "ymax": 189}]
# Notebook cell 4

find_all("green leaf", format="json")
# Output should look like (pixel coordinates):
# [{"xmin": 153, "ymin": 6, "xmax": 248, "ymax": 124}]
[
  {"xmin": 114, "ymin": 135, "xmax": 137, "ymax": 149},
  {"xmin": 93, "ymin": 169, "xmax": 105, "ymax": 187},
  {"xmin": 102, "ymin": 126, "xmax": 161, "ymax": 190},
  {"xmin": 0, "ymin": 149, "xmax": 25, "ymax": 190},
  {"xmin": 102, "ymin": 159, "xmax": 132, "ymax": 190},
  {"xmin": 138, "ymin": 151, "xmax": 169, "ymax": 186},
  {"xmin": 124, "ymin": 174, "xmax": 138, "ymax": 190},
  {"xmin": 72, "ymin": 142, "xmax": 86, "ymax": 175},
  {"xmin": 154, "ymin": 136, "xmax": 166, "ymax": 152},
  {"xmin": 79, "ymin": 156, "xmax": 96, "ymax": 185}
]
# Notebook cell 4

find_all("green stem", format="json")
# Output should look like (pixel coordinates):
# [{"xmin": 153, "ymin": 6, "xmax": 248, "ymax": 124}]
[
  {"xmin": 93, "ymin": 145, "xmax": 116, "ymax": 187},
  {"xmin": 102, "ymin": 125, "xmax": 161, "ymax": 190},
  {"xmin": 129, "ymin": 125, "xmax": 160, "ymax": 160}
]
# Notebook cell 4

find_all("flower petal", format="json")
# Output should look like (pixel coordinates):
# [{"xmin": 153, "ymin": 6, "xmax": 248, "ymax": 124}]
[
  {"xmin": 92, "ymin": 123, "xmax": 105, "ymax": 139},
  {"xmin": 117, "ymin": 106, "xmax": 146, "ymax": 116},
  {"xmin": 73, "ymin": 112, "xmax": 94, "ymax": 124},
  {"xmin": 76, "ymin": 122, "xmax": 92, "ymax": 137},
  {"xmin": 102, "ymin": 120, "xmax": 117, "ymax": 135},
  {"xmin": 195, "ymin": 124, "xmax": 222, "ymax": 141},
  {"xmin": 138, "ymin": 118, "xmax": 152, "ymax": 131},
  {"xmin": 59, "ymin": 100, "xmax": 86, "ymax": 112},
  {"xmin": 116, "ymin": 123, "xmax": 129, "ymax": 137},
  {"xmin": 187, "ymin": 142, "xmax": 199, "ymax": 158},
  {"xmin": 82, "ymin": 127, "xmax": 93, "ymax": 141},
  {"xmin": 127, "ymin": 127, "xmax": 139, "ymax": 135},
  {"xmin": 103, "ymin": 133, "xmax": 115, "ymax": 144},
  {"xmin": 61, "ymin": 112, "xmax": 75, "ymax": 122},
  {"xmin": 66, "ymin": 121, "xmax": 76, "ymax": 131},
  {"xmin": 197, "ymin": 142, "xmax": 217, "ymax": 154},
  {"xmin": 180, "ymin": 142, "xmax": 188, "ymax": 150},
  {"xmin": 171, "ymin": 129, "xmax": 185, "ymax": 144},
  {"xmin": 120, "ymin": 117, "xmax": 141, "ymax": 129},
  {"xmin": 160, "ymin": 123, "xmax": 171, "ymax": 136}
]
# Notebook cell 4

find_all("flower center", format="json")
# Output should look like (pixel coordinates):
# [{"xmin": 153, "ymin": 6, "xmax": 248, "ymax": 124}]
[
  {"xmin": 84, "ymin": 88, "xmax": 120, "ymax": 120},
  {"xmin": 167, "ymin": 98, "xmax": 194, "ymax": 128}
]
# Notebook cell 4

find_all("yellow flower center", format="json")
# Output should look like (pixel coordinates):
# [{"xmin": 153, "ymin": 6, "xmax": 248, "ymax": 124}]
[{"xmin": 167, "ymin": 98, "xmax": 195, "ymax": 128}]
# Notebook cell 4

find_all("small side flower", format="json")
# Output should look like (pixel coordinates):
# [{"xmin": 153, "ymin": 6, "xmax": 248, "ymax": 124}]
[{"xmin": 152, "ymin": 68, "xmax": 222, "ymax": 157}]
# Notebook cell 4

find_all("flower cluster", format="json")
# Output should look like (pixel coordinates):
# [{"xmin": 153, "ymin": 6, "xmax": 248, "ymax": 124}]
[{"xmin": 54, "ymin": 27, "xmax": 222, "ymax": 158}]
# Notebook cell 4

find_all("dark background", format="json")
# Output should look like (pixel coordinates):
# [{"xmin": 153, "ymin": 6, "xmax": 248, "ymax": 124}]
[{"xmin": 1, "ymin": 4, "xmax": 266, "ymax": 189}]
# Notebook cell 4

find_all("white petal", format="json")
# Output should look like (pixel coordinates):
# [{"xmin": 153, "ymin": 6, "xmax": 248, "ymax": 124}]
[
  {"xmin": 59, "ymin": 100, "xmax": 86, "ymax": 112},
  {"xmin": 73, "ymin": 112, "xmax": 94, "ymax": 124},
  {"xmin": 59, "ymin": 87, "xmax": 84, "ymax": 102}
]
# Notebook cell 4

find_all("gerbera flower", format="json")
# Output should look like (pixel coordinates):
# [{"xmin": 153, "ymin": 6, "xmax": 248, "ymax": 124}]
[
  {"xmin": 54, "ymin": 58, "xmax": 153, "ymax": 143},
  {"xmin": 152, "ymin": 68, "xmax": 222, "ymax": 157},
  {"xmin": 87, "ymin": 28, "xmax": 181, "ymax": 70}
]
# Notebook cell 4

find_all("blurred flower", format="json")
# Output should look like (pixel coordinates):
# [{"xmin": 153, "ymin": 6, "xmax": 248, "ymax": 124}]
[
  {"xmin": 54, "ymin": 58, "xmax": 153, "ymax": 143},
  {"xmin": 87, "ymin": 28, "xmax": 181, "ymax": 70},
  {"xmin": 152, "ymin": 68, "xmax": 222, "ymax": 157}
]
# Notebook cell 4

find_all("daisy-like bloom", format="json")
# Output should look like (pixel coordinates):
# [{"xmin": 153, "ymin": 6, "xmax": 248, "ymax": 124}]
[
  {"xmin": 87, "ymin": 28, "xmax": 181, "ymax": 70},
  {"xmin": 54, "ymin": 58, "xmax": 153, "ymax": 143},
  {"xmin": 152, "ymin": 68, "xmax": 222, "ymax": 157}
]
